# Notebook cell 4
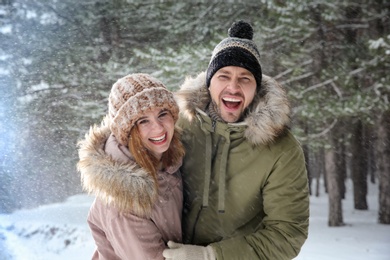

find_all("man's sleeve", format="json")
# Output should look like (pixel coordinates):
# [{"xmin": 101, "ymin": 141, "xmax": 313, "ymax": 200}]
[{"xmin": 211, "ymin": 145, "xmax": 310, "ymax": 260}]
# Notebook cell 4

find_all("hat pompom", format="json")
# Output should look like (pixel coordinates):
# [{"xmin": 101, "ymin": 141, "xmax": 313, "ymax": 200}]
[
  {"xmin": 206, "ymin": 20, "xmax": 262, "ymax": 89},
  {"xmin": 228, "ymin": 20, "xmax": 253, "ymax": 40}
]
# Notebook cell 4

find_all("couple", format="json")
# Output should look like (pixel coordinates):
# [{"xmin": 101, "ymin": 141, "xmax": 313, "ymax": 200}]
[{"xmin": 77, "ymin": 21, "xmax": 309, "ymax": 260}]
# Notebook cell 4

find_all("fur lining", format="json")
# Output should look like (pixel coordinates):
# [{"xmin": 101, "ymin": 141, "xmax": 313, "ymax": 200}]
[
  {"xmin": 175, "ymin": 72, "xmax": 210, "ymax": 122},
  {"xmin": 77, "ymin": 116, "xmax": 157, "ymax": 218},
  {"xmin": 175, "ymin": 72, "xmax": 291, "ymax": 145}
]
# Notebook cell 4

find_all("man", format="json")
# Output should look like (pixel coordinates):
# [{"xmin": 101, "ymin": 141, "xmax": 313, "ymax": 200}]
[{"xmin": 163, "ymin": 20, "xmax": 309, "ymax": 260}]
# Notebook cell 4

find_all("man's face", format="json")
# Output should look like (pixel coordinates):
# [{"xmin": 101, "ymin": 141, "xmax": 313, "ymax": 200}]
[{"xmin": 209, "ymin": 66, "xmax": 257, "ymax": 123}]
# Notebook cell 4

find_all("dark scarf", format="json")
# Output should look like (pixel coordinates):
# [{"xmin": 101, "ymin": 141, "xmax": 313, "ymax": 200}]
[{"xmin": 206, "ymin": 101, "xmax": 223, "ymax": 122}]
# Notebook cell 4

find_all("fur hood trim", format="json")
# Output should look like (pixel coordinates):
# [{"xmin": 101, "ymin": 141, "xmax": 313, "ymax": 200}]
[
  {"xmin": 77, "ymin": 116, "xmax": 157, "ymax": 218},
  {"xmin": 175, "ymin": 71, "xmax": 291, "ymax": 145}
]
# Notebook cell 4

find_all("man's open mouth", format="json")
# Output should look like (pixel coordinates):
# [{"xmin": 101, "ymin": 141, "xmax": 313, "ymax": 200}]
[{"xmin": 222, "ymin": 97, "xmax": 242, "ymax": 109}]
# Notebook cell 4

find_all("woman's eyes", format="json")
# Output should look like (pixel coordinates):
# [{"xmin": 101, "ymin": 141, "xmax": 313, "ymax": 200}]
[
  {"xmin": 137, "ymin": 112, "xmax": 169, "ymax": 125},
  {"xmin": 137, "ymin": 119, "xmax": 148, "ymax": 125},
  {"xmin": 159, "ymin": 111, "xmax": 169, "ymax": 118}
]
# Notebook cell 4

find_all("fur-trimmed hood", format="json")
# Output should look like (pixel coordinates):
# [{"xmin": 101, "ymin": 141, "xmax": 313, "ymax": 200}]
[
  {"xmin": 175, "ymin": 71, "xmax": 291, "ymax": 145},
  {"xmin": 77, "ymin": 116, "xmax": 180, "ymax": 218}
]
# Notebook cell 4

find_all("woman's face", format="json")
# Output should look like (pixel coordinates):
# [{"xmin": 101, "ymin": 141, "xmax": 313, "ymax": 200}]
[{"xmin": 135, "ymin": 108, "xmax": 175, "ymax": 160}]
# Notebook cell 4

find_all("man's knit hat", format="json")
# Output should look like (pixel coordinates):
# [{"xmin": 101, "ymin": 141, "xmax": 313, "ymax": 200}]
[
  {"xmin": 108, "ymin": 73, "xmax": 179, "ymax": 146},
  {"xmin": 206, "ymin": 20, "xmax": 262, "ymax": 91}
]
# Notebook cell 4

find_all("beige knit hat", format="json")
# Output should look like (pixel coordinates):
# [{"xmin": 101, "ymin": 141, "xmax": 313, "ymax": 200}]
[{"xmin": 108, "ymin": 73, "xmax": 179, "ymax": 146}]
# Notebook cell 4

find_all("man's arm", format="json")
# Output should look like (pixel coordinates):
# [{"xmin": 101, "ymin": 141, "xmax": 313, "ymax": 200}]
[{"xmin": 210, "ymin": 144, "xmax": 310, "ymax": 259}]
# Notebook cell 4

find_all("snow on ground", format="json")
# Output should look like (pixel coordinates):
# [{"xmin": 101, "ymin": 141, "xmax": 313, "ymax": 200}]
[
  {"xmin": 0, "ymin": 180, "xmax": 389, "ymax": 260},
  {"xmin": 0, "ymin": 195, "xmax": 95, "ymax": 260},
  {"xmin": 295, "ymin": 180, "xmax": 390, "ymax": 260}
]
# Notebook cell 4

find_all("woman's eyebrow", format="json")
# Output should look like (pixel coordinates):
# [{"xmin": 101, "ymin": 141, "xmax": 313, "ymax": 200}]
[{"xmin": 137, "ymin": 115, "xmax": 147, "ymax": 121}]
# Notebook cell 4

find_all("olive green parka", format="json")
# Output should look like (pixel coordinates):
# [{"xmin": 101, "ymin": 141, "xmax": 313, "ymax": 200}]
[{"xmin": 175, "ymin": 72, "xmax": 309, "ymax": 260}]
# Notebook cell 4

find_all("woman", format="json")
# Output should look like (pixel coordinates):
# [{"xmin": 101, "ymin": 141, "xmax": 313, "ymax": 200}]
[{"xmin": 77, "ymin": 73, "xmax": 185, "ymax": 260}]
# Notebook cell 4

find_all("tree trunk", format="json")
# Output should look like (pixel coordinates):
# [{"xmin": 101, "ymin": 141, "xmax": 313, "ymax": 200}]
[
  {"xmin": 350, "ymin": 120, "xmax": 368, "ymax": 209},
  {"xmin": 377, "ymin": 112, "xmax": 390, "ymax": 224},
  {"xmin": 367, "ymin": 126, "xmax": 377, "ymax": 184},
  {"xmin": 343, "ymin": 5, "xmax": 368, "ymax": 210},
  {"xmin": 315, "ymin": 148, "xmax": 325, "ymax": 197},
  {"xmin": 97, "ymin": 2, "xmax": 121, "ymax": 63},
  {"xmin": 303, "ymin": 144, "xmax": 312, "ymax": 195},
  {"xmin": 334, "ymin": 130, "xmax": 347, "ymax": 200},
  {"xmin": 322, "ymin": 148, "xmax": 329, "ymax": 195},
  {"xmin": 325, "ymin": 145, "xmax": 344, "ymax": 226}
]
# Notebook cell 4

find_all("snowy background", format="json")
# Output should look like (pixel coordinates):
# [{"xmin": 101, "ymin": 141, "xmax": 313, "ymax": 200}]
[{"xmin": 0, "ymin": 180, "xmax": 389, "ymax": 260}]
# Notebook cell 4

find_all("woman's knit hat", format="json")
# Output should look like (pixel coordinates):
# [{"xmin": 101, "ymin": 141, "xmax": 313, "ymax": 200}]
[
  {"xmin": 108, "ymin": 73, "xmax": 179, "ymax": 146},
  {"xmin": 206, "ymin": 20, "xmax": 262, "ymax": 91}
]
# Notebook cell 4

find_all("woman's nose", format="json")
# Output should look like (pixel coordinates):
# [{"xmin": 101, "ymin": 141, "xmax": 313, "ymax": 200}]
[{"xmin": 150, "ymin": 118, "xmax": 164, "ymax": 130}]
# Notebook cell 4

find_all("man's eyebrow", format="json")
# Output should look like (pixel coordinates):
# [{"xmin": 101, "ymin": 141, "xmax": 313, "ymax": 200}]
[
  {"xmin": 218, "ymin": 69, "xmax": 253, "ymax": 77},
  {"xmin": 240, "ymin": 72, "xmax": 254, "ymax": 77},
  {"xmin": 217, "ymin": 69, "xmax": 231, "ymax": 75}
]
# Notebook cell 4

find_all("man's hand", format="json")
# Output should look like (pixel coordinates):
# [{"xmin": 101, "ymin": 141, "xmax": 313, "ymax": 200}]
[{"xmin": 163, "ymin": 241, "xmax": 216, "ymax": 260}]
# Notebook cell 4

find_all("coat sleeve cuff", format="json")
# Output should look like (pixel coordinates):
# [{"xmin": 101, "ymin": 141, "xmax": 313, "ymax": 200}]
[{"xmin": 210, "ymin": 237, "xmax": 260, "ymax": 259}]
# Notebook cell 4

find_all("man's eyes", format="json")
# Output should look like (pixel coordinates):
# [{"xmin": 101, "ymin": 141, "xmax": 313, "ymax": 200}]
[
  {"xmin": 218, "ymin": 75, "xmax": 229, "ymax": 80},
  {"xmin": 217, "ymin": 75, "xmax": 251, "ymax": 82}
]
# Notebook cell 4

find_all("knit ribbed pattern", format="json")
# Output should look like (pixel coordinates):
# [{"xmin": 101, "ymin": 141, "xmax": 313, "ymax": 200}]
[
  {"xmin": 206, "ymin": 21, "xmax": 262, "ymax": 89},
  {"xmin": 210, "ymin": 37, "xmax": 261, "ymax": 65}
]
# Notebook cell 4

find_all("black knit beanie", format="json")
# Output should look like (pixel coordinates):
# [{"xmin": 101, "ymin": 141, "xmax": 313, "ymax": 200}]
[{"xmin": 206, "ymin": 21, "xmax": 262, "ymax": 91}]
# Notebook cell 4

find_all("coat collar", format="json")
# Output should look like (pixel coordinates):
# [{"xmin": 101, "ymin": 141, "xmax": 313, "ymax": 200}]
[
  {"xmin": 175, "ymin": 71, "xmax": 291, "ymax": 145},
  {"xmin": 77, "ymin": 116, "xmax": 181, "ymax": 217}
]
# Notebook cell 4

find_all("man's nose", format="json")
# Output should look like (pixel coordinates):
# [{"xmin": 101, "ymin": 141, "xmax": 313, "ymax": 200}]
[{"xmin": 226, "ymin": 79, "xmax": 240, "ymax": 92}]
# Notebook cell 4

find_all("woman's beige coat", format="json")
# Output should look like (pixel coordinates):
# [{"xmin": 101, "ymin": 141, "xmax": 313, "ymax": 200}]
[{"xmin": 77, "ymin": 118, "xmax": 183, "ymax": 260}]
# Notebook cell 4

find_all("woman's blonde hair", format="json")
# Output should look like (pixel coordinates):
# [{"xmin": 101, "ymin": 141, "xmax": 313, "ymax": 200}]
[{"xmin": 128, "ymin": 126, "xmax": 185, "ymax": 184}]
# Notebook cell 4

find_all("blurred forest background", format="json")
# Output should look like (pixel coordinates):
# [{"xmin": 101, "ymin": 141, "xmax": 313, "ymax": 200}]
[{"xmin": 0, "ymin": 0, "xmax": 389, "ymax": 226}]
